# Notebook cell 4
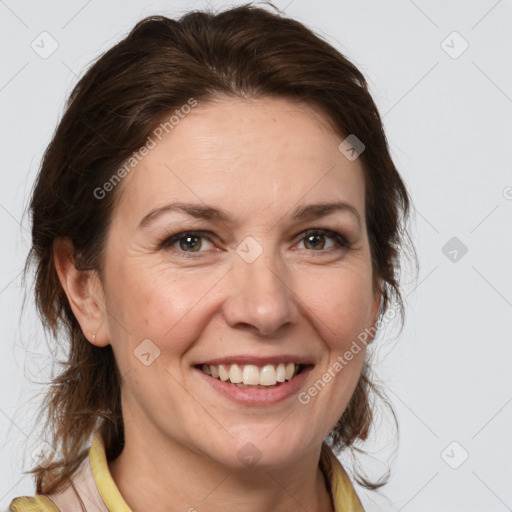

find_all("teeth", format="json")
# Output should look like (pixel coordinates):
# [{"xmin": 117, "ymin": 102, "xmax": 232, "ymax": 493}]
[
  {"xmin": 200, "ymin": 362, "xmax": 302, "ymax": 386},
  {"xmin": 210, "ymin": 365, "xmax": 219, "ymax": 379},
  {"xmin": 276, "ymin": 363, "xmax": 286, "ymax": 383},
  {"xmin": 260, "ymin": 364, "xmax": 277, "ymax": 386},
  {"xmin": 219, "ymin": 364, "xmax": 229, "ymax": 381},
  {"xmin": 285, "ymin": 362, "xmax": 295, "ymax": 380},
  {"xmin": 242, "ymin": 365, "xmax": 260, "ymax": 385},
  {"xmin": 229, "ymin": 363, "xmax": 243, "ymax": 383}
]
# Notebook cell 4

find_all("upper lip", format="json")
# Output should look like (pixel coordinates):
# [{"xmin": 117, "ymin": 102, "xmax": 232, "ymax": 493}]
[{"xmin": 197, "ymin": 355, "xmax": 315, "ymax": 366}]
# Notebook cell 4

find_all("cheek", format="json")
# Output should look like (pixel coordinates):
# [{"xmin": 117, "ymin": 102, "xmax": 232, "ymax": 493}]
[
  {"xmin": 106, "ymin": 261, "xmax": 224, "ymax": 352},
  {"xmin": 297, "ymin": 265, "xmax": 373, "ymax": 423},
  {"xmin": 296, "ymin": 264, "xmax": 375, "ymax": 349}
]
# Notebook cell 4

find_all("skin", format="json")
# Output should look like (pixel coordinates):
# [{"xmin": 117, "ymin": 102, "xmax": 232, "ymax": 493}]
[{"xmin": 54, "ymin": 96, "xmax": 380, "ymax": 512}]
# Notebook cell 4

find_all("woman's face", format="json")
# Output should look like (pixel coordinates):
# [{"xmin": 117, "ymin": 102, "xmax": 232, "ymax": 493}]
[{"xmin": 95, "ymin": 97, "xmax": 380, "ymax": 468}]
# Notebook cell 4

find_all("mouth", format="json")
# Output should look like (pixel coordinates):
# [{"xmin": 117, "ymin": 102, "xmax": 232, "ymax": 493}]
[
  {"xmin": 196, "ymin": 362, "xmax": 306, "ymax": 389},
  {"xmin": 194, "ymin": 359, "xmax": 313, "ymax": 406}
]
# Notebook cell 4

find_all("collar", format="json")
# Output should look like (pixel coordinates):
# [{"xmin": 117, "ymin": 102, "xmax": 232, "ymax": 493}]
[{"xmin": 319, "ymin": 442, "xmax": 366, "ymax": 511}]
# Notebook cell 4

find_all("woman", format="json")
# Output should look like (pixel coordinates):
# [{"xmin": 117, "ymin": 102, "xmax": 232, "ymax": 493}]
[{"xmin": 9, "ymin": 3, "xmax": 413, "ymax": 511}]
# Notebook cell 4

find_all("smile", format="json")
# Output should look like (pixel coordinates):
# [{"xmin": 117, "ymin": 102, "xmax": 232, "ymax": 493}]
[
  {"xmin": 200, "ymin": 362, "xmax": 303, "ymax": 387},
  {"xmin": 195, "ymin": 360, "xmax": 313, "ymax": 406}
]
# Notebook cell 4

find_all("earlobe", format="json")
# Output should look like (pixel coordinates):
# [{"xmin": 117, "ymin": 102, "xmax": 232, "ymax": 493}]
[{"xmin": 53, "ymin": 238, "xmax": 110, "ymax": 347}]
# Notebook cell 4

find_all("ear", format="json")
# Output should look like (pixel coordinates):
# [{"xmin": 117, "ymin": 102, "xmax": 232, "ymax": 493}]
[{"xmin": 53, "ymin": 237, "xmax": 110, "ymax": 347}]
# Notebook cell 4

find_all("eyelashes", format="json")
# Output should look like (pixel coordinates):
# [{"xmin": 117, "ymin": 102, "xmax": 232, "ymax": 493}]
[
  {"xmin": 297, "ymin": 228, "xmax": 351, "ymax": 251},
  {"xmin": 160, "ymin": 228, "xmax": 351, "ymax": 257},
  {"xmin": 161, "ymin": 231, "xmax": 215, "ymax": 254}
]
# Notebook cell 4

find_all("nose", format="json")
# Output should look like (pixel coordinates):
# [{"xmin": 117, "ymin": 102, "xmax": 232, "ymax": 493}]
[{"xmin": 222, "ymin": 247, "xmax": 299, "ymax": 337}]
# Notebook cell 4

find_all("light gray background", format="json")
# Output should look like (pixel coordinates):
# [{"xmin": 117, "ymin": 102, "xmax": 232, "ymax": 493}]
[{"xmin": 1, "ymin": 1, "xmax": 511, "ymax": 511}]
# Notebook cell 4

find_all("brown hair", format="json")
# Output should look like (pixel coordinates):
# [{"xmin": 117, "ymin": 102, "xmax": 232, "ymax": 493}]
[{"xmin": 24, "ymin": 1, "xmax": 414, "ymax": 495}]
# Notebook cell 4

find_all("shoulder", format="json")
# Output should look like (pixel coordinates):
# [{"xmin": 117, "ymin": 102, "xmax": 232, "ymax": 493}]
[
  {"xmin": 8, "ymin": 432, "xmax": 114, "ymax": 512},
  {"xmin": 8, "ymin": 449, "xmax": 94, "ymax": 512},
  {"xmin": 8, "ymin": 495, "xmax": 60, "ymax": 512}
]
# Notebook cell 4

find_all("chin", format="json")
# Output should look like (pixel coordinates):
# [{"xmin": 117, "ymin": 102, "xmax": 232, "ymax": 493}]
[{"xmin": 201, "ymin": 426, "xmax": 316, "ymax": 470}]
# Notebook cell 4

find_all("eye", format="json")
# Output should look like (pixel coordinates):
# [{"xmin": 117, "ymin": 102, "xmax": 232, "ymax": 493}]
[
  {"xmin": 295, "ymin": 229, "xmax": 350, "ymax": 252},
  {"xmin": 160, "ymin": 228, "xmax": 350, "ymax": 256},
  {"xmin": 161, "ymin": 231, "xmax": 215, "ymax": 253}
]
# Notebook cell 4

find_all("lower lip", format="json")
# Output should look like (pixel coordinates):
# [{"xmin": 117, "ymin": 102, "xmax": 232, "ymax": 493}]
[{"xmin": 195, "ymin": 366, "xmax": 312, "ymax": 406}]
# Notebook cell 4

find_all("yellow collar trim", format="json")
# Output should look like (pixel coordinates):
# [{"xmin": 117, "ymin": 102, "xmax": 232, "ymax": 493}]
[
  {"xmin": 320, "ymin": 443, "xmax": 365, "ymax": 511},
  {"xmin": 8, "ymin": 495, "xmax": 61, "ymax": 512},
  {"xmin": 89, "ymin": 433, "xmax": 133, "ymax": 512}
]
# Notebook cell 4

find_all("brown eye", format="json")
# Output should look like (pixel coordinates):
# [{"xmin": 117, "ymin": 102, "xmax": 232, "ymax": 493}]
[
  {"xmin": 297, "ymin": 229, "xmax": 350, "ymax": 252},
  {"xmin": 179, "ymin": 235, "xmax": 202, "ymax": 252},
  {"xmin": 161, "ymin": 231, "xmax": 215, "ymax": 254},
  {"xmin": 303, "ymin": 233, "xmax": 326, "ymax": 250}
]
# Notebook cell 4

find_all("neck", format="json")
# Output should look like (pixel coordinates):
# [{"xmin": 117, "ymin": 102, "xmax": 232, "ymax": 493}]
[{"xmin": 108, "ymin": 420, "xmax": 334, "ymax": 512}]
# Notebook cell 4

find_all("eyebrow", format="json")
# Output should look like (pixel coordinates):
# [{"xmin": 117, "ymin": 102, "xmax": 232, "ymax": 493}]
[{"xmin": 138, "ymin": 201, "xmax": 362, "ymax": 231}]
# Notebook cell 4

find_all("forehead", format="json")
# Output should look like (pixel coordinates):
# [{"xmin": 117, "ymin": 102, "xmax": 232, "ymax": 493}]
[{"xmin": 114, "ymin": 96, "xmax": 366, "ymax": 227}]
